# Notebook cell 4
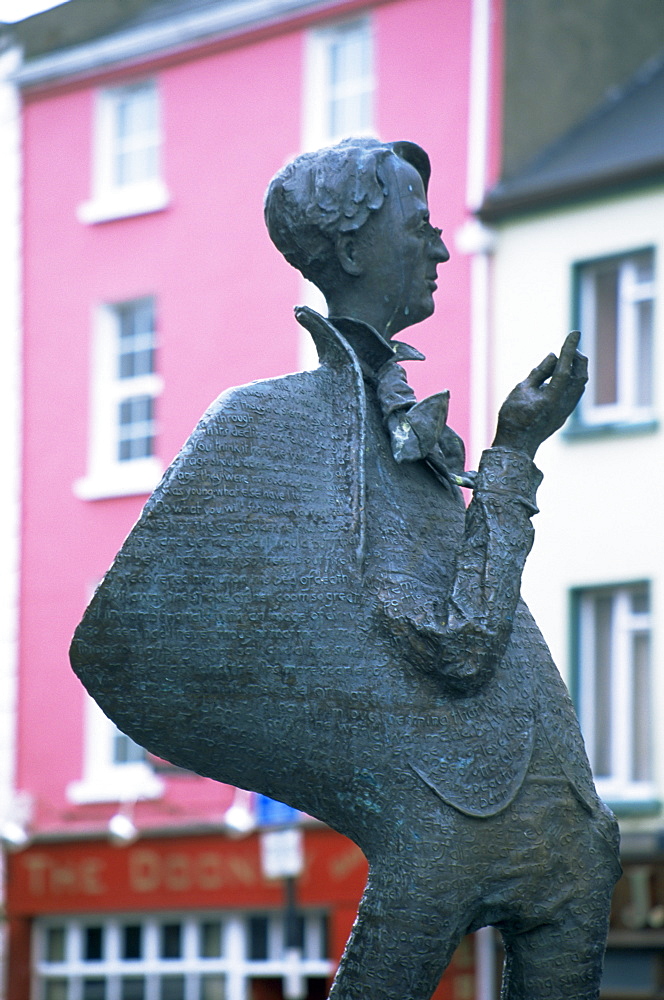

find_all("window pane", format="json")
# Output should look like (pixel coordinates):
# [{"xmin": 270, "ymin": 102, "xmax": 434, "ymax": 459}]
[
  {"xmin": 159, "ymin": 976, "xmax": 185, "ymax": 1000},
  {"xmin": 113, "ymin": 85, "xmax": 158, "ymax": 187},
  {"xmin": 122, "ymin": 924, "xmax": 143, "ymax": 960},
  {"xmin": 592, "ymin": 595, "xmax": 613, "ymax": 777},
  {"xmin": 46, "ymin": 927, "xmax": 66, "ymax": 962},
  {"xmin": 578, "ymin": 582, "xmax": 653, "ymax": 791},
  {"xmin": 201, "ymin": 975, "xmax": 226, "ymax": 1000},
  {"xmin": 632, "ymin": 631, "xmax": 652, "ymax": 782},
  {"xmin": 121, "ymin": 978, "xmax": 145, "ymax": 1000},
  {"xmin": 285, "ymin": 912, "xmax": 305, "ymax": 951},
  {"xmin": 44, "ymin": 980, "xmax": 68, "ymax": 1000},
  {"xmin": 83, "ymin": 980, "xmax": 106, "ymax": 1000},
  {"xmin": 633, "ymin": 251, "xmax": 654, "ymax": 283},
  {"xmin": 84, "ymin": 927, "xmax": 104, "ymax": 961},
  {"xmin": 160, "ymin": 923, "xmax": 182, "ymax": 959},
  {"xmin": 200, "ymin": 921, "xmax": 223, "ymax": 958},
  {"xmin": 631, "ymin": 587, "xmax": 650, "ymax": 614},
  {"xmin": 114, "ymin": 730, "xmax": 147, "ymax": 765},
  {"xmin": 601, "ymin": 949, "xmax": 658, "ymax": 991},
  {"xmin": 118, "ymin": 301, "xmax": 155, "ymax": 380},
  {"xmin": 635, "ymin": 299, "xmax": 654, "ymax": 406},
  {"xmin": 327, "ymin": 23, "xmax": 371, "ymax": 138},
  {"xmin": 118, "ymin": 395, "xmax": 155, "ymax": 462},
  {"xmin": 330, "ymin": 94, "xmax": 369, "ymax": 137},
  {"xmin": 320, "ymin": 914, "xmax": 330, "ymax": 960},
  {"xmin": 593, "ymin": 268, "xmax": 618, "ymax": 405},
  {"xmin": 248, "ymin": 916, "xmax": 269, "ymax": 960}
]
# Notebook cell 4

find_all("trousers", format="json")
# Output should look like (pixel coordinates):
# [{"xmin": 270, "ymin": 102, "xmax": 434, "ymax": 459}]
[{"xmin": 329, "ymin": 731, "xmax": 621, "ymax": 1000}]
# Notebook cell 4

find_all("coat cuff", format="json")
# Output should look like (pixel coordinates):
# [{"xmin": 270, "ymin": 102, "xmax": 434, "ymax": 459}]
[{"xmin": 474, "ymin": 447, "xmax": 543, "ymax": 516}]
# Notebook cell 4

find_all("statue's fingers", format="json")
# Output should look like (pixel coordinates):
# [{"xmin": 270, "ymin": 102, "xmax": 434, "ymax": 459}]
[
  {"xmin": 550, "ymin": 331, "xmax": 581, "ymax": 388},
  {"xmin": 571, "ymin": 350, "xmax": 589, "ymax": 382},
  {"xmin": 524, "ymin": 352, "xmax": 557, "ymax": 387}
]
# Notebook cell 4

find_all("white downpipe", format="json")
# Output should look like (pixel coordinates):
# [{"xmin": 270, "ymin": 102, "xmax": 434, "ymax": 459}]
[
  {"xmin": 0, "ymin": 41, "xmax": 23, "ymax": 1000},
  {"xmin": 461, "ymin": 0, "xmax": 496, "ymax": 470},
  {"xmin": 0, "ymin": 41, "xmax": 22, "ymax": 839},
  {"xmin": 465, "ymin": 3, "xmax": 498, "ymax": 991},
  {"xmin": 475, "ymin": 925, "xmax": 497, "ymax": 1000},
  {"xmin": 466, "ymin": 0, "xmax": 492, "ymax": 212}
]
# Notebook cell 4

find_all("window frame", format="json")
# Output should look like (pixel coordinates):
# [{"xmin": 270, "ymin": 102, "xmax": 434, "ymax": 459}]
[
  {"xmin": 78, "ymin": 79, "xmax": 169, "ymax": 225},
  {"xmin": 573, "ymin": 581, "xmax": 655, "ymax": 805},
  {"xmin": 74, "ymin": 297, "xmax": 163, "ymax": 501},
  {"xmin": 302, "ymin": 17, "xmax": 375, "ymax": 152},
  {"xmin": 67, "ymin": 695, "xmax": 163, "ymax": 805},
  {"xmin": 573, "ymin": 248, "xmax": 656, "ymax": 431}
]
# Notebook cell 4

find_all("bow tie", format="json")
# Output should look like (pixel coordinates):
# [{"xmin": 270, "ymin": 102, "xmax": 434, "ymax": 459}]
[
  {"xmin": 328, "ymin": 315, "xmax": 470, "ymax": 487},
  {"xmin": 376, "ymin": 359, "xmax": 457, "ymax": 490},
  {"xmin": 376, "ymin": 359, "xmax": 449, "ymax": 462}
]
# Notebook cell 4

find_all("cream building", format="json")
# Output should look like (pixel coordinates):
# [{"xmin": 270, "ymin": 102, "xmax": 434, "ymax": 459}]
[{"xmin": 474, "ymin": 54, "xmax": 664, "ymax": 996}]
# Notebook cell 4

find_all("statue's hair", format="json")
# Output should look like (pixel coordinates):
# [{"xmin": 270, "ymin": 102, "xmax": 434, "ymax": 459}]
[{"xmin": 264, "ymin": 137, "xmax": 430, "ymax": 295}]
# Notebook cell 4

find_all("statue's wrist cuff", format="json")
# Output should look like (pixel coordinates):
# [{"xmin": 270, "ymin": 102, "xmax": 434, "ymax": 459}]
[{"xmin": 474, "ymin": 447, "xmax": 543, "ymax": 515}]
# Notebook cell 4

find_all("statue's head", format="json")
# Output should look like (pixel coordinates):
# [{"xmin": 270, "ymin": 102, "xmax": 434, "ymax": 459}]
[{"xmin": 264, "ymin": 138, "xmax": 449, "ymax": 337}]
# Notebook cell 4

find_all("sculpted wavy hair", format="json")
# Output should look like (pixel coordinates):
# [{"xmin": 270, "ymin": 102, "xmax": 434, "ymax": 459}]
[{"xmin": 264, "ymin": 137, "xmax": 430, "ymax": 297}]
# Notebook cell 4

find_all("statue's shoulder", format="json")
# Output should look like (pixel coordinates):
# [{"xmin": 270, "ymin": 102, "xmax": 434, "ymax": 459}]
[
  {"xmin": 143, "ymin": 317, "xmax": 365, "ymax": 527},
  {"xmin": 165, "ymin": 308, "xmax": 362, "ymax": 465}
]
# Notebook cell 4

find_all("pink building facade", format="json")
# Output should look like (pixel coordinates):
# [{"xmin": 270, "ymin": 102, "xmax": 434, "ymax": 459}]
[{"xmin": 4, "ymin": 1, "xmax": 503, "ymax": 996}]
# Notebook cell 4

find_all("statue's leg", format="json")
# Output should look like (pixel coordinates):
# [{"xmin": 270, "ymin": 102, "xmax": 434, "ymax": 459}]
[
  {"xmin": 328, "ymin": 860, "xmax": 467, "ymax": 1000},
  {"xmin": 498, "ymin": 846, "xmax": 619, "ymax": 1000}
]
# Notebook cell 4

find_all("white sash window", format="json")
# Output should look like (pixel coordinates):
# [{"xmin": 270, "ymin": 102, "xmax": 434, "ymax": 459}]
[
  {"xmin": 577, "ymin": 582, "xmax": 654, "ymax": 803},
  {"xmin": 75, "ymin": 298, "xmax": 163, "ymax": 500},
  {"xmin": 578, "ymin": 250, "xmax": 655, "ymax": 427},
  {"xmin": 78, "ymin": 80, "xmax": 169, "ymax": 224}
]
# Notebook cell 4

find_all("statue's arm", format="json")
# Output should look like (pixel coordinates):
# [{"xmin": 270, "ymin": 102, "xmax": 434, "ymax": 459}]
[{"xmin": 391, "ymin": 332, "xmax": 587, "ymax": 694}]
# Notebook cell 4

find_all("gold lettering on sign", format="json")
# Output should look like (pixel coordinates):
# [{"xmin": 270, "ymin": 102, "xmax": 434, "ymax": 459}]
[
  {"xmin": 128, "ymin": 848, "xmax": 259, "ymax": 893},
  {"xmin": 129, "ymin": 850, "xmax": 161, "ymax": 893},
  {"xmin": 328, "ymin": 845, "xmax": 366, "ymax": 880},
  {"xmin": 22, "ymin": 854, "xmax": 106, "ymax": 895},
  {"xmin": 165, "ymin": 854, "xmax": 190, "ymax": 892},
  {"xmin": 197, "ymin": 852, "xmax": 223, "ymax": 890}
]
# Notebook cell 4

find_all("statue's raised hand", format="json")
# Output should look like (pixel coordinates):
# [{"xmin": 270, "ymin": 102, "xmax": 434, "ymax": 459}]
[{"xmin": 492, "ymin": 331, "xmax": 588, "ymax": 460}]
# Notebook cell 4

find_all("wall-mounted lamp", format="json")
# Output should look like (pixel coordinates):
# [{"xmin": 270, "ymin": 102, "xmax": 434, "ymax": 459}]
[
  {"xmin": 0, "ymin": 819, "xmax": 30, "ymax": 850},
  {"xmin": 107, "ymin": 796, "xmax": 140, "ymax": 846},
  {"xmin": 222, "ymin": 787, "xmax": 256, "ymax": 837}
]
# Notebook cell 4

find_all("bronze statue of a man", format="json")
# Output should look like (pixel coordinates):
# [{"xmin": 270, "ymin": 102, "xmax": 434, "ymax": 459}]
[{"xmin": 71, "ymin": 138, "xmax": 621, "ymax": 1000}]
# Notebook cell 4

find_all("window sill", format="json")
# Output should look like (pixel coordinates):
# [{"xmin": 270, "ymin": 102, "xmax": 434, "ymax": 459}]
[
  {"xmin": 67, "ymin": 764, "xmax": 164, "ymax": 804},
  {"xmin": 564, "ymin": 417, "xmax": 659, "ymax": 441},
  {"xmin": 605, "ymin": 799, "xmax": 662, "ymax": 818},
  {"xmin": 74, "ymin": 457, "xmax": 163, "ymax": 500},
  {"xmin": 77, "ymin": 179, "xmax": 169, "ymax": 224}
]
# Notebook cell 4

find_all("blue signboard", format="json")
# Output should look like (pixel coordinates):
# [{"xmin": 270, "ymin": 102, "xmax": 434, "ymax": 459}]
[{"xmin": 256, "ymin": 794, "xmax": 300, "ymax": 827}]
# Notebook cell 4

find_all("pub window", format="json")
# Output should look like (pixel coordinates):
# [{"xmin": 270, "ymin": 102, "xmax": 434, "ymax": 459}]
[
  {"xmin": 35, "ymin": 911, "xmax": 331, "ymax": 1000},
  {"xmin": 576, "ymin": 249, "xmax": 656, "ymax": 427}
]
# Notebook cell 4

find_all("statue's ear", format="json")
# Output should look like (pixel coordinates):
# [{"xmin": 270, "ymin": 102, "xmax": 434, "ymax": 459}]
[{"xmin": 335, "ymin": 232, "xmax": 363, "ymax": 276}]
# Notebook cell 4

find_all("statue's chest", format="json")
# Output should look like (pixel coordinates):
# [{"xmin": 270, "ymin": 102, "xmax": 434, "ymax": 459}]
[{"xmin": 362, "ymin": 392, "xmax": 466, "ymax": 607}]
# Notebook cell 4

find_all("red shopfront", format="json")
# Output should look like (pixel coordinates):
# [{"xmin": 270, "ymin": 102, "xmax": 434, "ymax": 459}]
[{"xmin": 6, "ymin": 828, "xmax": 476, "ymax": 1000}]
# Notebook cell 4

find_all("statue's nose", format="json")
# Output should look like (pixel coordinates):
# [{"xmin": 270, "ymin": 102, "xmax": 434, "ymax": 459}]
[{"xmin": 433, "ymin": 236, "xmax": 450, "ymax": 263}]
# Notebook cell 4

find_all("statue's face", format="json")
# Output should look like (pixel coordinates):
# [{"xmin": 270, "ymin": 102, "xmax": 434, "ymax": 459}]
[{"xmin": 363, "ymin": 158, "xmax": 449, "ymax": 335}]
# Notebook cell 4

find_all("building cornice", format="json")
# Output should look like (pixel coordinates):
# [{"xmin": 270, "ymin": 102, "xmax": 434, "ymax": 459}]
[
  {"xmin": 478, "ymin": 158, "xmax": 664, "ymax": 223},
  {"xmin": 13, "ymin": 0, "xmax": 370, "ymax": 89}
]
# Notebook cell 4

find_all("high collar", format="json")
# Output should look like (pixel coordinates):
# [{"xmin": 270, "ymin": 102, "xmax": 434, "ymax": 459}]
[{"xmin": 329, "ymin": 315, "xmax": 426, "ymax": 374}]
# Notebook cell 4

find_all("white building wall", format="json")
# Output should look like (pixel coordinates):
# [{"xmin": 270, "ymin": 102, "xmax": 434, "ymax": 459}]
[{"xmin": 486, "ymin": 187, "xmax": 664, "ymax": 830}]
